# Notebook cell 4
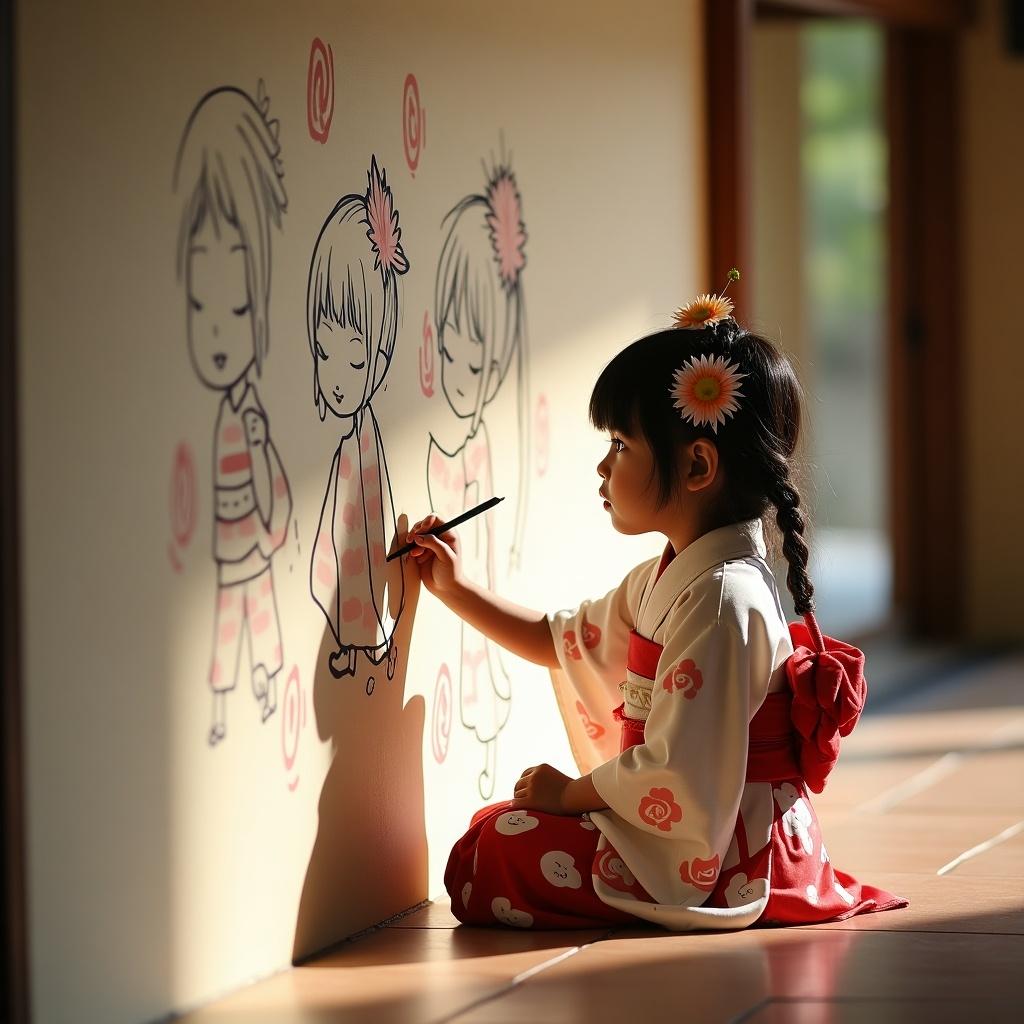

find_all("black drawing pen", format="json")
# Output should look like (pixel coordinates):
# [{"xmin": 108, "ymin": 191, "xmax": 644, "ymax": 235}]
[{"xmin": 387, "ymin": 496, "xmax": 505, "ymax": 562}]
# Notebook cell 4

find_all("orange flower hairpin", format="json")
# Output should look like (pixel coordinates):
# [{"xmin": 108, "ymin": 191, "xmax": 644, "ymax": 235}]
[
  {"xmin": 672, "ymin": 268, "xmax": 740, "ymax": 330},
  {"xmin": 669, "ymin": 269, "xmax": 745, "ymax": 432},
  {"xmin": 670, "ymin": 354, "xmax": 747, "ymax": 433}
]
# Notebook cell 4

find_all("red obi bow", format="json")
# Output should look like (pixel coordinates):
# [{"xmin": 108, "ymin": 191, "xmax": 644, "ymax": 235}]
[{"xmin": 785, "ymin": 613, "xmax": 867, "ymax": 793}]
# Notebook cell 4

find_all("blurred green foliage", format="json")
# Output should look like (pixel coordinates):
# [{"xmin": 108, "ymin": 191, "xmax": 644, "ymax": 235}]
[{"xmin": 802, "ymin": 21, "xmax": 886, "ymax": 371}]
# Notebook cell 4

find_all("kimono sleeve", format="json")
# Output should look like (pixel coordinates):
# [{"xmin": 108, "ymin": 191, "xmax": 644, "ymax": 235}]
[
  {"xmin": 245, "ymin": 392, "xmax": 291, "ymax": 556},
  {"xmin": 545, "ymin": 557, "xmax": 658, "ymax": 775},
  {"xmin": 589, "ymin": 609, "xmax": 753, "ymax": 900}
]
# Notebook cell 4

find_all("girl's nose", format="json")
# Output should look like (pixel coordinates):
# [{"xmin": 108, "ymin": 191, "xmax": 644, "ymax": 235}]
[{"xmin": 597, "ymin": 459, "xmax": 609, "ymax": 480}]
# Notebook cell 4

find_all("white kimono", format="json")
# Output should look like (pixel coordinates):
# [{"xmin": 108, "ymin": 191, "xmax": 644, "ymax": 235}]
[{"xmin": 547, "ymin": 518, "xmax": 795, "ymax": 930}]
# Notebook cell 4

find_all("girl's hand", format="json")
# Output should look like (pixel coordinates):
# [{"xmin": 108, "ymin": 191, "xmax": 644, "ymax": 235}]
[
  {"xmin": 510, "ymin": 763, "xmax": 573, "ymax": 816},
  {"xmin": 405, "ymin": 514, "xmax": 464, "ymax": 597}
]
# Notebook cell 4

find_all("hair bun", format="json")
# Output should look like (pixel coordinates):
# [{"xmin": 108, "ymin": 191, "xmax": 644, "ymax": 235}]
[{"xmin": 709, "ymin": 316, "xmax": 741, "ymax": 347}]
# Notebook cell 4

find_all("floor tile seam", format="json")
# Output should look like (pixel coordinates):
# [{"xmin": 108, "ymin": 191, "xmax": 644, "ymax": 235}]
[
  {"xmin": 732, "ymin": 993, "xmax": 1013, "ymax": 1019},
  {"xmin": 861, "ymin": 649, "xmax": 1022, "ymax": 714},
  {"xmin": 937, "ymin": 820, "xmax": 1024, "ymax": 876},
  {"xmin": 850, "ymin": 752, "xmax": 965, "ymax": 815},
  {"xmin": 847, "ymin": 714, "xmax": 1024, "ymax": 815},
  {"xmin": 431, "ymin": 929, "xmax": 617, "ymax": 1024},
  {"xmin": 387, "ymin": 925, "xmax": 460, "ymax": 933},
  {"xmin": 799, "ymin": 924, "xmax": 1024, "ymax": 938},
  {"xmin": 729, "ymin": 996, "xmax": 771, "ymax": 1023},
  {"xmin": 293, "ymin": 899, "xmax": 436, "ymax": 964},
  {"xmin": 823, "ymin": 807, "xmax": 1024, "ymax": 821}
]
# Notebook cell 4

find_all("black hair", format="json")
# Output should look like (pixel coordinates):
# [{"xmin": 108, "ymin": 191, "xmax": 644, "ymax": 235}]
[{"xmin": 589, "ymin": 318, "xmax": 815, "ymax": 615}]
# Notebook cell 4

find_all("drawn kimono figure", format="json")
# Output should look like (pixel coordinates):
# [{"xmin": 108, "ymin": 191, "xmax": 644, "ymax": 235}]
[
  {"xmin": 307, "ymin": 157, "xmax": 408, "ymax": 684},
  {"xmin": 174, "ymin": 82, "xmax": 292, "ymax": 746},
  {"xmin": 429, "ymin": 161, "xmax": 530, "ymax": 798}
]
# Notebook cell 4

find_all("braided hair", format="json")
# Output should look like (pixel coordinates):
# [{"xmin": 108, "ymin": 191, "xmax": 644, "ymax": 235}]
[{"xmin": 589, "ymin": 318, "xmax": 816, "ymax": 615}]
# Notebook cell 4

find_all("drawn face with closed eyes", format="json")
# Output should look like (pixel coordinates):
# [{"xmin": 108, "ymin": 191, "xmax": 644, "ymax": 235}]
[
  {"xmin": 314, "ymin": 317, "xmax": 371, "ymax": 419},
  {"xmin": 439, "ymin": 318, "xmax": 493, "ymax": 421},
  {"xmin": 186, "ymin": 214, "xmax": 254, "ymax": 391}
]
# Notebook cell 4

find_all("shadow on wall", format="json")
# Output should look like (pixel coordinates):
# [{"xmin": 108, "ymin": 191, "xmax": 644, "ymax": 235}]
[{"xmin": 292, "ymin": 550, "xmax": 428, "ymax": 963}]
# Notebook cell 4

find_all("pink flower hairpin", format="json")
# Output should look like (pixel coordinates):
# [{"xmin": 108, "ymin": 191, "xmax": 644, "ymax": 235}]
[
  {"xmin": 486, "ymin": 168, "xmax": 526, "ymax": 291},
  {"xmin": 365, "ymin": 156, "xmax": 409, "ymax": 276}
]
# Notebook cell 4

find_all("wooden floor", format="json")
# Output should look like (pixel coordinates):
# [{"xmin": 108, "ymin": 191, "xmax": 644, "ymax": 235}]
[{"xmin": 180, "ymin": 654, "xmax": 1024, "ymax": 1023}]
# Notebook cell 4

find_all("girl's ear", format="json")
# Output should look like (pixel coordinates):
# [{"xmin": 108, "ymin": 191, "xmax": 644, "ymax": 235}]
[{"xmin": 685, "ymin": 439, "xmax": 720, "ymax": 492}]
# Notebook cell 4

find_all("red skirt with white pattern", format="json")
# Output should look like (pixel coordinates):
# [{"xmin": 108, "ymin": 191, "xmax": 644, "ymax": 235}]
[{"xmin": 444, "ymin": 692, "xmax": 908, "ymax": 930}]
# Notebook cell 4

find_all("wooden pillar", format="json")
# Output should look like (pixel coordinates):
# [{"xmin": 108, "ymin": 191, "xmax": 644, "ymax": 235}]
[
  {"xmin": 887, "ymin": 27, "xmax": 965, "ymax": 637},
  {"xmin": 705, "ymin": 0, "xmax": 754, "ymax": 310}
]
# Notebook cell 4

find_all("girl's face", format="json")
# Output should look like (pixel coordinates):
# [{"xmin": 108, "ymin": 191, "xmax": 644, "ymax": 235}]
[
  {"xmin": 186, "ymin": 215, "xmax": 254, "ymax": 391},
  {"xmin": 596, "ymin": 430, "xmax": 664, "ymax": 535},
  {"xmin": 439, "ymin": 319, "xmax": 487, "ymax": 420},
  {"xmin": 314, "ymin": 316, "xmax": 371, "ymax": 419}
]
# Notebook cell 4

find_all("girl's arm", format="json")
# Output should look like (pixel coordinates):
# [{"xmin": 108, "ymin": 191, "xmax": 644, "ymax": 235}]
[{"xmin": 404, "ymin": 515, "xmax": 558, "ymax": 668}]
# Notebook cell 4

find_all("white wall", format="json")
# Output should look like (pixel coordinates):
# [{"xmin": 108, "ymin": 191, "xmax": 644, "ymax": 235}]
[{"xmin": 16, "ymin": 1, "xmax": 705, "ymax": 1021}]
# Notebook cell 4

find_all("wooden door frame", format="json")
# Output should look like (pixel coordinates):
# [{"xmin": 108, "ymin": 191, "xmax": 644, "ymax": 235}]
[
  {"xmin": 705, "ymin": 0, "xmax": 973, "ymax": 639},
  {"xmin": 2, "ymin": 0, "xmax": 29, "ymax": 1019}
]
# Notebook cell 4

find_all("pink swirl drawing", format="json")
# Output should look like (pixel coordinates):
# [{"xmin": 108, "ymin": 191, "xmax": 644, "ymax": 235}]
[
  {"xmin": 432, "ymin": 663, "xmax": 453, "ymax": 763},
  {"xmin": 402, "ymin": 73, "xmax": 426, "ymax": 175},
  {"xmin": 307, "ymin": 38, "xmax": 334, "ymax": 144},
  {"xmin": 535, "ymin": 394, "xmax": 550, "ymax": 477},
  {"xmin": 281, "ymin": 665, "xmax": 306, "ymax": 791},
  {"xmin": 420, "ymin": 310, "xmax": 435, "ymax": 397},
  {"xmin": 168, "ymin": 443, "xmax": 197, "ymax": 571}
]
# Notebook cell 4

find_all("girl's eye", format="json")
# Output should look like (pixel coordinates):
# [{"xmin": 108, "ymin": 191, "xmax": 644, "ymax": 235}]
[
  {"xmin": 611, "ymin": 438, "xmax": 625, "ymax": 454},
  {"xmin": 315, "ymin": 342, "xmax": 328, "ymax": 361},
  {"xmin": 189, "ymin": 296, "xmax": 203, "ymax": 313},
  {"xmin": 349, "ymin": 359, "xmax": 365, "ymax": 370},
  {"xmin": 469, "ymin": 364, "xmax": 482, "ymax": 375},
  {"xmin": 232, "ymin": 303, "xmax": 250, "ymax": 317}
]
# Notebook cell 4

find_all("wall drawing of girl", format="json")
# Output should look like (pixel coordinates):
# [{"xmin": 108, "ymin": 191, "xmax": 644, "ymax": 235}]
[
  {"xmin": 428, "ymin": 161, "xmax": 530, "ymax": 798},
  {"xmin": 307, "ymin": 156, "xmax": 408, "ymax": 686},
  {"xmin": 174, "ymin": 82, "xmax": 292, "ymax": 746}
]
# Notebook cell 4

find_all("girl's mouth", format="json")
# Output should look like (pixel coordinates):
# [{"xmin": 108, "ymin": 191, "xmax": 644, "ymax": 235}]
[{"xmin": 213, "ymin": 353, "xmax": 227, "ymax": 370}]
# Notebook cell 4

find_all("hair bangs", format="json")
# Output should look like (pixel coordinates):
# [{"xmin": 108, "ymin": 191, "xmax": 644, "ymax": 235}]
[
  {"xmin": 307, "ymin": 202, "xmax": 374, "ymax": 360},
  {"xmin": 436, "ymin": 199, "xmax": 499, "ymax": 357},
  {"xmin": 589, "ymin": 348, "xmax": 642, "ymax": 437},
  {"xmin": 317, "ymin": 254, "xmax": 367, "ymax": 337}
]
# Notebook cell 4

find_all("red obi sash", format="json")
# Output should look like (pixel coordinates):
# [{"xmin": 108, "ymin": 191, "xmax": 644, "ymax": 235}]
[{"xmin": 610, "ymin": 613, "xmax": 866, "ymax": 791}]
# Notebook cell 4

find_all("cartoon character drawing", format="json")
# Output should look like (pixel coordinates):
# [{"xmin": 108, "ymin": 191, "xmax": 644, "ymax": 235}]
[
  {"xmin": 428, "ymin": 158, "xmax": 530, "ymax": 798},
  {"xmin": 174, "ymin": 82, "xmax": 292, "ymax": 746},
  {"xmin": 307, "ymin": 157, "xmax": 408, "ymax": 684}
]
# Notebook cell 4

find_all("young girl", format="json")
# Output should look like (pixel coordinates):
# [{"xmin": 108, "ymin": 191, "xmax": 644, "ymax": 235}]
[
  {"xmin": 403, "ymin": 289, "xmax": 907, "ymax": 930},
  {"xmin": 426, "ymin": 162, "xmax": 530, "ymax": 798},
  {"xmin": 307, "ymin": 156, "xmax": 408, "ymax": 684},
  {"xmin": 174, "ymin": 83, "xmax": 292, "ymax": 745}
]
